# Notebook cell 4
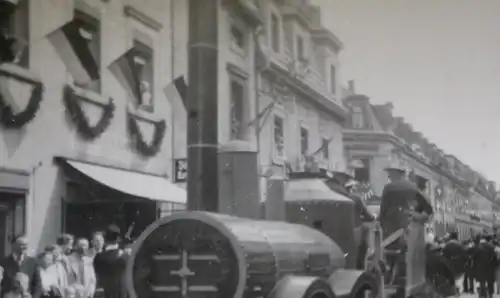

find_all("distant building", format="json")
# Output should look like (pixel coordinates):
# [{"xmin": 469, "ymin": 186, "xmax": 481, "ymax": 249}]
[{"xmin": 342, "ymin": 82, "xmax": 497, "ymax": 239}]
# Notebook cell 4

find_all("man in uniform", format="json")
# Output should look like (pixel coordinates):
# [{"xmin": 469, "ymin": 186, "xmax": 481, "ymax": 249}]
[
  {"xmin": 326, "ymin": 171, "xmax": 376, "ymax": 269},
  {"xmin": 378, "ymin": 166, "xmax": 433, "ymax": 249}
]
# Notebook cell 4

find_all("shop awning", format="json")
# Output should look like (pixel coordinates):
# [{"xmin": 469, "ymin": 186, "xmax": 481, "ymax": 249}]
[{"xmin": 61, "ymin": 159, "xmax": 186, "ymax": 204}]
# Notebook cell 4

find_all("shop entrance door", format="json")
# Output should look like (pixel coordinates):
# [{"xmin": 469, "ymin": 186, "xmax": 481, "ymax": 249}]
[{"xmin": 0, "ymin": 193, "xmax": 26, "ymax": 257}]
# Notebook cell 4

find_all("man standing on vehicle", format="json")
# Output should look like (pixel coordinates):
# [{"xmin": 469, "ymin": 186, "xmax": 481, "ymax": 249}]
[
  {"xmin": 378, "ymin": 166, "xmax": 433, "ymax": 249},
  {"xmin": 325, "ymin": 171, "xmax": 376, "ymax": 269}
]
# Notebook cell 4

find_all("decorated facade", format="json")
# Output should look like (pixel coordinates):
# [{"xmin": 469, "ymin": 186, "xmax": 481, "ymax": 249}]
[
  {"xmin": 343, "ymin": 84, "xmax": 498, "ymax": 239},
  {"xmin": 0, "ymin": 0, "xmax": 203, "ymax": 253},
  {"xmin": 253, "ymin": 0, "xmax": 349, "ymax": 217}
]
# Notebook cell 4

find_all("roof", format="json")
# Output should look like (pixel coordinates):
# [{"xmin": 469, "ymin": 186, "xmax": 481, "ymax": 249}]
[{"xmin": 285, "ymin": 177, "xmax": 353, "ymax": 204}]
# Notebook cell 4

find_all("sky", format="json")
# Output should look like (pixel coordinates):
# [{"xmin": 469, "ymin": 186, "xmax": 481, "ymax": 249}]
[{"xmin": 314, "ymin": 0, "xmax": 500, "ymax": 185}]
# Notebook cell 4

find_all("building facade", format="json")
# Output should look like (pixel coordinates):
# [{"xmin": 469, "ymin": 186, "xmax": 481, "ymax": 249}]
[
  {"xmin": 343, "ymin": 85, "xmax": 497, "ymax": 239},
  {"xmin": 253, "ymin": 0, "xmax": 349, "ymax": 218},
  {"xmin": 0, "ymin": 0, "xmax": 203, "ymax": 253}
]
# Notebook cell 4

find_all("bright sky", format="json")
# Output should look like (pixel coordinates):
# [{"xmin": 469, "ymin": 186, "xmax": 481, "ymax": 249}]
[{"xmin": 314, "ymin": 0, "xmax": 500, "ymax": 185}]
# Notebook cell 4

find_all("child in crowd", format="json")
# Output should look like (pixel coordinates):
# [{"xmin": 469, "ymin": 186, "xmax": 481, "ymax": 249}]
[{"xmin": 4, "ymin": 273, "xmax": 31, "ymax": 298}]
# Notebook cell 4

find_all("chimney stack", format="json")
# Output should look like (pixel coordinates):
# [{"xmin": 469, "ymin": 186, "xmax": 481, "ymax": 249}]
[{"xmin": 348, "ymin": 80, "xmax": 355, "ymax": 94}]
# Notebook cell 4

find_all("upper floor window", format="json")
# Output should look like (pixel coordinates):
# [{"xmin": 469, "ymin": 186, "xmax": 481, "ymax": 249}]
[
  {"xmin": 274, "ymin": 115, "xmax": 285, "ymax": 158},
  {"xmin": 321, "ymin": 137, "xmax": 330, "ymax": 160},
  {"xmin": 0, "ymin": 0, "xmax": 30, "ymax": 66},
  {"xmin": 230, "ymin": 25, "xmax": 246, "ymax": 54},
  {"xmin": 296, "ymin": 36, "xmax": 305, "ymax": 61},
  {"xmin": 330, "ymin": 64, "xmax": 336, "ymax": 95},
  {"xmin": 352, "ymin": 106, "xmax": 364, "ymax": 129},
  {"xmin": 71, "ymin": 10, "xmax": 101, "ymax": 92},
  {"xmin": 132, "ymin": 40, "xmax": 154, "ymax": 110},
  {"xmin": 270, "ymin": 12, "xmax": 280, "ymax": 52},
  {"xmin": 230, "ymin": 78, "xmax": 245, "ymax": 140},
  {"xmin": 300, "ymin": 126, "xmax": 308, "ymax": 155}
]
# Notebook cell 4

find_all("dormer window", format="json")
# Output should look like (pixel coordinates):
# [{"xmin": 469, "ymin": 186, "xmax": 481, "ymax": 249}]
[
  {"xmin": 270, "ymin": 12, "xmax": 280, "ymax": 52},
  {"xmin": 296, "ymin": 36, "xmax": 305, "ymax": 61},
  {"xmin": 352, "ymin": 106, "xmax": 364, "ymax": 129}
]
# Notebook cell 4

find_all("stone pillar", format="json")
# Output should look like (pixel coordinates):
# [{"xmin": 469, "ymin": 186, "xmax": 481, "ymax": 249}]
[{"xmin": 218, "ymin": 141, "xmax": 259, "ymax": 219}]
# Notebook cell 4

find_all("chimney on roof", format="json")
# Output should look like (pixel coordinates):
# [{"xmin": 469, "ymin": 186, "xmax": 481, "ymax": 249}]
[
  {"xmin": 348, "ymin": 80, "xmax": 355, "ymax": 94},
  {"xmin": 305, "ymin": 5, "xmax": 321, "ymax": 27}
]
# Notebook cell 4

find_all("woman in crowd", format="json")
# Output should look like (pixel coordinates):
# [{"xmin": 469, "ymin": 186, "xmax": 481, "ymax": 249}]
[{"xmin": 34, "ymin": 249, "xmax": 66, "ymax": 298}]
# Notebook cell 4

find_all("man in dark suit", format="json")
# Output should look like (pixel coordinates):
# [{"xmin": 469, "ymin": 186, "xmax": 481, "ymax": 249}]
[
  {"xmin": 0, "ymin": 236, "xmax": 38, "ymax": 298},
  {"xmin": 473, "ymin": 235, "xmax": 497, "ymax": 298},
  {"xmin": 93, "ymin": 225, "xmax": 129, "ymax": 298},
  {"xmin": 442, "ymin": 231, "xmax": 467, "ymax": 276}
]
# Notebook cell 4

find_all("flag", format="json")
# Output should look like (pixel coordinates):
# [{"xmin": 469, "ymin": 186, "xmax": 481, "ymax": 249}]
[
  {"xmin": 47, "ymin": 16, "xmax": 100, "ymax": 85},
  {"xmin": 246, "ymin": 100, "xmax": 274, "ymax": 130},
  {"xmin": 164, "ymin": 76, "xmax": 187, "ymax": 130},
  {"xmin": 108, "ymin": 47, "xmax": 141, "ymax": 102},
  {"xmin": 310, "ymin": 137, "xmax": 333, "ymax": 156}
]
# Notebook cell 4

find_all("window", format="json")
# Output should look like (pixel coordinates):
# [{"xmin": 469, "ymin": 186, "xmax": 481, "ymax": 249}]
[
  {"xmin": 0, "ymin": 0, "xmax": 29, "ymax": 66},
  {"xmin": 132, "ymin": 40, "xmax": 154, "ymax": 109},
  {"xmin": 274, "ymin": 115, "xmax": 285, "ymax": 158},
  {"xmin": 330, "ymin": 64, "xmax": 336, "ymax": 95},
  {"xmin": 230, "ymin": 79, "xmax": 245, "ymax": 140},
  {"xmin": 270, "ymin": 13, "xmax": 280, "ymax": 52},
  {"xmin": 321, "ymin": 138, "xmax": 330, "ymax": 160},
  {"xmin": 354, "ymin": 158, "xmax": 370, "ymax": 183},
  {"xmin": 352, "ymin": 106, "xmax": 364, "ymax": 129},
  {"xmin": 300, "ymin": 126, "xmax": 308, "ymax": 155},
  {"xmin": 230, "ymin": 25, "xmax": 245, "ymax": 51},
  {"xmin": 72, "ymin": 11, "xmax": 101, "ymax": 92},
  {"xmin": 296, "ymin": 36, "xmax": 305, "ymax": 61}
]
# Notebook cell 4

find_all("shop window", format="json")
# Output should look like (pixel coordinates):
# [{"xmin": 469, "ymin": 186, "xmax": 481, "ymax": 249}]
[
  {"xmin": 354, "ymin": 158, "xmax": 370, "ymax": 183},
  {"xmin": 270, "ymin": 12, "xmax": 280, "ymax": 52},
  {"xmin": 273, "ymin": 115, "xmax": 285, "ymax": 159},
  {"xmin": 0, "ymin": 0, "xmax": 29, "ymax": 66},
  {"xmin": 131, "ymin": 39, "xmax": 154, "ymax": 110},
  {"xmin": 230, "ymin": 77, "xmax": 246, "ymax": 140},
  {"xmin": 300, "ymin": 126, "xmax": 308, "ymax": 155}
]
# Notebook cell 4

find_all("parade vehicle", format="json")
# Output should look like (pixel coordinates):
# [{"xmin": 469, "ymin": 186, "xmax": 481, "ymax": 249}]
[{"xmin": 124, "ymin": 172, "xmax": 465, "ymax": 298}]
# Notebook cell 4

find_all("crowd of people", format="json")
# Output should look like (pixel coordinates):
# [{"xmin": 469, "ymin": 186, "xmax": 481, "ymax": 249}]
[
  {"xmin": 0, "ymin": 225, "xmax": 130, "ymax": 298},
  {"xmin": 433, "ymin": 231, "xmax": 500, "ymax": 298}
]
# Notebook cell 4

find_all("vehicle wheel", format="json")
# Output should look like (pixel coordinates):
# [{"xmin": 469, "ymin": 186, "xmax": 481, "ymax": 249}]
[{"xmin": 354, "ymin": 285, "xmax": 375, "ymax": 298}]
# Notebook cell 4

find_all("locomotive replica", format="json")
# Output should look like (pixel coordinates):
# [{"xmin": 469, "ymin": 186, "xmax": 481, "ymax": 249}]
[{"xmin": 123, "ymin": 170, "xmax": 464, "ymax": 298}]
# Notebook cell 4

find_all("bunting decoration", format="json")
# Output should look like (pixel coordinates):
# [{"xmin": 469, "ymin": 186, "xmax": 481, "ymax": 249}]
[
  {"xmin": 63, "ymin": 85, "xmax": 115, "ymax": 140},
  {"xmin": 163, "ymin": 76, "xmax": 187, "ymax": 131},
  {"xmin": 108, "ymin": 47, "xmax": 142, "ymax": 104},
  {"xmin": 127, "ymin": 111, "xmax": 166, "ymax": 157},
  {"xmin": 0, "ymin": 66, "xmax": 44, "ymax": 128},
  {"xmin": 47, "ymin": 12, "xmax": 100, "ymax": 89}
]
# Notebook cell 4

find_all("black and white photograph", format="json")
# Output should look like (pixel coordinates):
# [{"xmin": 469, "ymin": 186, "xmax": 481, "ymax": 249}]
[{"xmin": 0, "ymin": 0, "xmax": 500, "ymax": 297}]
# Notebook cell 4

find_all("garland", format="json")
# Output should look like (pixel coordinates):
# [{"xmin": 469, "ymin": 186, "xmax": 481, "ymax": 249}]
[
  {"xmin": 0, "ymin": 82, "xmax": 43, "ymax": 128},
  {"xmin": 127, "ymin": 112, "xmax": 166, "ymax": 157},
  {"xmin": 63, "ymin": 85, "xmax": 115, "ymax": 140}
]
